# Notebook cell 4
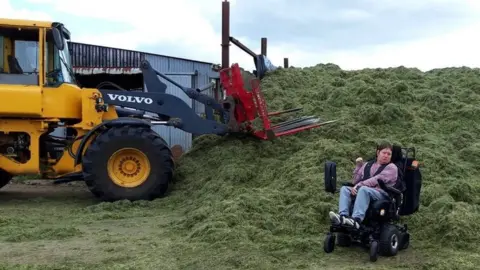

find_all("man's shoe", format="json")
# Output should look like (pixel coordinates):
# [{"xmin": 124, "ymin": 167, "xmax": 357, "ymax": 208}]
[
  {"xmin": 329, "ymin": 211, "xmax": 342, "ymax": 225},
  {"xmin": 343, "ymin": 217, "xmax": 361, "ymax": 230}
]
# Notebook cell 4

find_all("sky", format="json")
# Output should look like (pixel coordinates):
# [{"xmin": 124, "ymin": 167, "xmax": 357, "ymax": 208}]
[{"xmin": 1, "ymin": 0, "xmax": 480, "ymax": 71}]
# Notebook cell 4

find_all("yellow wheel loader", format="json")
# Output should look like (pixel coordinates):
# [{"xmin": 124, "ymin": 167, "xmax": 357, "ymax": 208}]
[
  {"xmin": 0, "ymin": 19, "xmax": 176, "ymax": 201},
  {"xmin": 0, "ymin": 18, "xmax": 335, "ymax": 201}
]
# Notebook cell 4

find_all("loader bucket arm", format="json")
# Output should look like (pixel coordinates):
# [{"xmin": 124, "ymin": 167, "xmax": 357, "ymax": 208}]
[
  {"xmin": 98, "ymin": 60, "xmax": 335, "ymax": 140},
  {"xmin": 99, "ymin": 89, "xmax": 230, "ymax": 136},
  {"xmin": 97, "ymin": 61, "xmax": 235, "ymax": 136},
  {"xmin": 139, "ymin": 61, "xmax": 228, "ymax": 122}
]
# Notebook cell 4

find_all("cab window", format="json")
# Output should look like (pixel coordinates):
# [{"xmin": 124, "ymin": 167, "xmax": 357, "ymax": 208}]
[{"xmin": 0, "ymin": 26, "xmax": 40, "ymax": 86}]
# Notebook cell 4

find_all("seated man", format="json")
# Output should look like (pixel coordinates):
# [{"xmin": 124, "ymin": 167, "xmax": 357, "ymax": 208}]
[{"xmin": 328, "ymin": 141, "xmax": 399, "ymax": 229}]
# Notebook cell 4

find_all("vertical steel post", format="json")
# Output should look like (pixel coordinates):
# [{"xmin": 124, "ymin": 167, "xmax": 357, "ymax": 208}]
[
  {"xmin": 261, "ymin": 38, "xmax": 267, "ymax": 56},
  {"xmin": 221, "ymin": 0, "xmax": 230, "ymax": 69}
]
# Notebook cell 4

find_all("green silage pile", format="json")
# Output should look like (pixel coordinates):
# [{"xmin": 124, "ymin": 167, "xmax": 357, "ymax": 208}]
[{"xmin": 171, "ymin": 64, "xmax": 480, "ymax": 253}]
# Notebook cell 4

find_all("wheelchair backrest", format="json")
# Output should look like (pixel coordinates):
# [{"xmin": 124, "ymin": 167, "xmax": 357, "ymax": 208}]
[
  {"xmin": 391, "ymin": 145, "xmax": 406, "ymax": 189},
  {"xmin": 391, "ymin": 145, "xmax": 422, "ymax": 216},
  {"xmin": 399, "ymin": 157, "xmax": 422, "ymax": 216}
]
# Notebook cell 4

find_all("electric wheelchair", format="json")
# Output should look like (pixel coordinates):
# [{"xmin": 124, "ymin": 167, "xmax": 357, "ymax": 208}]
[{"xmin": 323, "ymin": 144, "xmax": 422, "ymax": 262}]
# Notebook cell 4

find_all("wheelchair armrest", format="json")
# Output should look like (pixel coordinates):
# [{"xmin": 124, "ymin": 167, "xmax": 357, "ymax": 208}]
[
  {"xmin": 342, "ymin": 182, "xmax": 354, "ymax": 187},
  {"xmin": 378, "ymin": 179, "xmax": 402, "ymax": 195}
]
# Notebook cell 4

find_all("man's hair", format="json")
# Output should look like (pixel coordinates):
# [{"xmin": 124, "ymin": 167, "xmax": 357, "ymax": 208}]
[{"xmin": 377, "ymin": 141, "xmax": 393, "ymax": 151}]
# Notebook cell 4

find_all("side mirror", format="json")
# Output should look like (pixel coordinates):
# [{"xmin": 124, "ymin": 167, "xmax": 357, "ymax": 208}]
[{"xmin": 52, "ymin": 28, "xmax": 64, "ymax": 50}]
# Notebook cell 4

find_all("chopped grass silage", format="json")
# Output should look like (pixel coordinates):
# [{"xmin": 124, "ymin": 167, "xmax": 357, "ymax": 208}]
[{"xmin": 171, "ymin": 64, "xmax": 480, "ymax": 255}]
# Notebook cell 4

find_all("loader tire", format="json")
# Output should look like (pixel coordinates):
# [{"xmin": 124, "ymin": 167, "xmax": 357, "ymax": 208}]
[
  {"xmin": 82, "ymin": 126, "xmax": 174, "ymax": 201},
  {"xmin": 0, "ymin": 169, "xmax": 12, "ymax": 189}
]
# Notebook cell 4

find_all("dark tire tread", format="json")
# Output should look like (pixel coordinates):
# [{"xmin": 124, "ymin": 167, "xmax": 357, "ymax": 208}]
[
  {"xmin": 379, "ymin": 224, "xmax": 400, "ymax": 257},
  {"xmin": 82, "ymin": 125, "xmax": 174, "ymax": 201},
  {"xmin": 0, "ymin": 169, "xmax": 12, "ymax": 189}
]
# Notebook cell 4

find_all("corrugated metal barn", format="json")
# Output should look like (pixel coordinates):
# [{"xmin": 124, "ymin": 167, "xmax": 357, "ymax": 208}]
[{"xmin": 69, "ymin": 42, "xmax": 222, "ymax": 154}]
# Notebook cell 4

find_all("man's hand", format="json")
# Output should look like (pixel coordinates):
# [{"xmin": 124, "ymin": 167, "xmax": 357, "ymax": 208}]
[
  {"xmin": 355, "ymin": 157, "xmax": 363, "ymax": 165},
  {"xmin": 351, "ymin": 184, "xmax": 359, "ymax": 195}
]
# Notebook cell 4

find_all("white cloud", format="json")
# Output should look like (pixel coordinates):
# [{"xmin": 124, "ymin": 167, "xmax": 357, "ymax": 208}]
[
  {"xmin": 229, "ymin": 17, "xmax": 480, "ymax": 72},
  {"xmin": 363, "ymin": 0, "xmax": 461, "ymax": 11},
  {"xmin": 23, "ymin": 0, "xmax": 226, "ymax": 63},
  {"xmin": 336, "ymin": 9, "xmax": 372, "ymax": 21},
  {"xmin": 4, "ymin": 0, "xmax": 480, "ymax": 72},
  {"xmin": 323, "ymin": 20, "xmax": 480, "ymax": 71},
  {"xmin": 227, "ymin": 0, "xmax": 480, "ymax": 71},
  {"xmin": 0, "ymin": 0, "xmax": 52, "ymax": 21}
]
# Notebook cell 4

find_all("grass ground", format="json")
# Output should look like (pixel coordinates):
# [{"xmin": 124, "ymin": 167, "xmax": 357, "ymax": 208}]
[
  {"xmin": 2, "ymin": 64, "xmax": 480, "ymax": 269},
  {"xmin": 0, "ymin": 181, "xmax": 479, "ymax": 270}
]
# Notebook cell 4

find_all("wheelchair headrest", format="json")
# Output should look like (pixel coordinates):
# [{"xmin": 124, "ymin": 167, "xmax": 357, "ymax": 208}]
[{"xmin": 391, "ymin": 144, "xmax": 403, "ymax": 164}]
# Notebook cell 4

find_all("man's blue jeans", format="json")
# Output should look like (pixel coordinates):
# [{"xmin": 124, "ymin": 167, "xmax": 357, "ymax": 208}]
[{"xmin": 339, "ymin": 185, "xmax": 389, "ymax": 221}]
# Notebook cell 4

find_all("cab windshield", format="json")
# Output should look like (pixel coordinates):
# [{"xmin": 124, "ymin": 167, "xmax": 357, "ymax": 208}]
[
  {"xmin": 0, "ymin": 24, "xmax": 76, "ymax": 86},
  {"xmin": 48, "ymin": 28, "xmax": 76, "ymax": 86}
]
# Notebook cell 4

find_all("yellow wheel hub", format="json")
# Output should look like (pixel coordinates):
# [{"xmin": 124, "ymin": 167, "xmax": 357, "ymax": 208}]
[{"xmin": 107, "ymin": 148, "xmax": 151, "ymax": 188}]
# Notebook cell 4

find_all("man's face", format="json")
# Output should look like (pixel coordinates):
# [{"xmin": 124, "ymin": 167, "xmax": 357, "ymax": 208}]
[{"xmin": 377, "ymin": 148, "xmax": 392, "ymax": 164}]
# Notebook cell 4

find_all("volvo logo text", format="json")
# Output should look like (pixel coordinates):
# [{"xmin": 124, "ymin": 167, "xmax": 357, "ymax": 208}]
[{"xmin": 107, "ymin": 94, "xmax": 153, "ymax": 104}]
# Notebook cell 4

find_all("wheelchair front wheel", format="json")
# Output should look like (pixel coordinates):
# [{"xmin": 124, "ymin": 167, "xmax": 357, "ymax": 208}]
[
  {"xmin": 369, "ymin": 240, "xmax": 379, "ymax": 262},
  {"xmin": 379, "ymin": 224, "xmax": 401, "ymax": 256},
  {"xmin": 324, "ymin": 233, "xmax": 336, "ymax": 253}
]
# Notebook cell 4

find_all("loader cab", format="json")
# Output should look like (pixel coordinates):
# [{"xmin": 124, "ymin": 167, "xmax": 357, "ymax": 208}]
[{"xmin": 0, "ymin": 20, "xmax": 75, "ymax": 87}]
